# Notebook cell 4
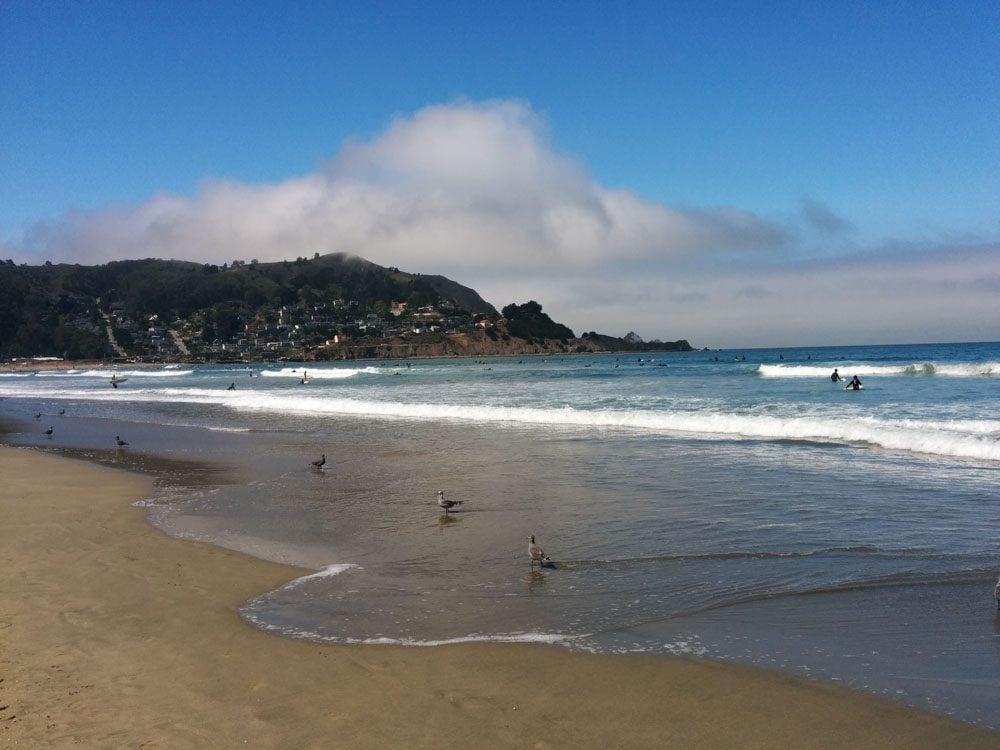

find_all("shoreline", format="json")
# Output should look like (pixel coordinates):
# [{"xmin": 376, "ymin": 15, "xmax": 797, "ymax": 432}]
[{"xmin": 2, "ymin": 446, "xmax": 997, "ymax": 748}]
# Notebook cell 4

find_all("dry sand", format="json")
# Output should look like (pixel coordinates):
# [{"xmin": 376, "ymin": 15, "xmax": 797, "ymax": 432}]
[{"xmin": 1, "ymin": 446, "xmax": 997, "ymax": 749}]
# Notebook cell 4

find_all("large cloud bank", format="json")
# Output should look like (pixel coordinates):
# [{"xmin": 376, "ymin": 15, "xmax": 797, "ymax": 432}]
[
  {"xmin": 14, "ymin": 101, "xmax": 788, "ymax": 271},
  {"xmin": 7, "ymin": 100, "xmax": 999, "ymax": 347}
]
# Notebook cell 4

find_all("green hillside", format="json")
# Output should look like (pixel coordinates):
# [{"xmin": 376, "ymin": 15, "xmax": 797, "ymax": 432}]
[{"xmin": 0, "ymin": 253, "xmax": 692, "ymax": 361}]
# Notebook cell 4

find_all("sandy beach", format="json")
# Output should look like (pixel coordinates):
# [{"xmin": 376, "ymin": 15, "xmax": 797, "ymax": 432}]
[{"xmin": 1, "ymin": 446, "xmax": 997, "ymax": 749}]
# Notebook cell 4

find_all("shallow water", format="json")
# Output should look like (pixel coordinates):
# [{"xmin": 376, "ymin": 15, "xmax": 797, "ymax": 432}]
[{"xmin": 3, "ymin": 342, "xmax": 999, "ymax": 728}]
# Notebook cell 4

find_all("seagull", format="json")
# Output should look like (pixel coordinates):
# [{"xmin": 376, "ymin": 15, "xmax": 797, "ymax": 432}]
[
  {"xmin": 311, "ymin": 454, "xmax": 326, "ymax": 469},
  {"xmin": 58, "ymin": 409, "xmax": 66, "ymax": 415},
  {"xmin": 527, "ymin": 535, "xmax": 551, "ymax": 567},
  {"xmin": 436, "ymin": 490, "xmax": 463, "ymax": 512},
  {"xmin": 43, "ymin": 426, "xmax": 54, "ymax": 438},
  {"xmin": 115, "ymin": 435, "xmax": 128, "ymax": 448},
  {"xmin": 33, "ymin": 412, "xmax": 41, "ymax": 419}
]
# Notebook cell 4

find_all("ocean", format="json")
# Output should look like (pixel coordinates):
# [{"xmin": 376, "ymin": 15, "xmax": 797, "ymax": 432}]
[{"xmin": 2, "ymin": 341, "xmax": 999, "ymax": 729}]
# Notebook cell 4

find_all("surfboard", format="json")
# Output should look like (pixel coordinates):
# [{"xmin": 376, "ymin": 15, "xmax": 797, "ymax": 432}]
[
  {"xmin": 110, "ymin": 375, "xmax": 128, "ymax": 384},
  {"xmin": 843, "ymin": 385, "xmax": 863, "ymax": 391}
]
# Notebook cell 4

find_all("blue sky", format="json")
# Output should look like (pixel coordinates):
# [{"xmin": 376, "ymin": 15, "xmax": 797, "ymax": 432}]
[{"xmin": 2, "ymin": 1, "xmax": 999, "ymax": 347}]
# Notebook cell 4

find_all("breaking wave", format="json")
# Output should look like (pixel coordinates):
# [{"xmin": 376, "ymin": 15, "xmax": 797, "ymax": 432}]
[
  {"xmin": 30, "ymin": 386, "xmax": 990, "ymax": 462},
  {"xmin": 258, "ymin": 367, "xmax": 383, "ymax": 379},
  {"xmin": 758, "ymin": 362, "xmax": 1000, "ymax": 378}
]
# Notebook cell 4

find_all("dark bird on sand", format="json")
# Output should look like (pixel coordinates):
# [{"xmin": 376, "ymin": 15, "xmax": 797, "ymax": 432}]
[
  {"xmin": 311, "ymin": 454, "xmax": 326, "ymax": 469},
  {"xmin": 115, "ymin": 435, "xmax": 128, "ymax": 447},
  {"xmin": 34, "ymin": 412, "xmax": 41, "ymax": 419},
  {"xmin": 436, "ymin": 490, "xmax": 464, "ymax": 512}
]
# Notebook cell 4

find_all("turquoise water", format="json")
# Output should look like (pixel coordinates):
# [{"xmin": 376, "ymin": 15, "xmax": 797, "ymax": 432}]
[{"xmin": 3, "ymin": 341, "xmax": 999, "ymax": 727}]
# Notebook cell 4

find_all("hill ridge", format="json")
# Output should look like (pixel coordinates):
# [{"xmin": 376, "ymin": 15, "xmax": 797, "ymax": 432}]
[{"xmin": 0, "ymin": 253, "xmax": 693, "ymax": 361}]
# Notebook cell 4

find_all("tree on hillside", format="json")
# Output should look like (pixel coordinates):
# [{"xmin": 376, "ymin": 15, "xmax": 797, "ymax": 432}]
[{"xmin": 501, "ymin": 301, "xmax": 574, "ymax": 341}]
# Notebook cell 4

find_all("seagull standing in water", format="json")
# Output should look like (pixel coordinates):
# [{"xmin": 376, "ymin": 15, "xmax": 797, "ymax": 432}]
[
  {"xmin": 436, "ymin": 490, "xmax": 463, "ymax": 513},
  {"xmin": 43, "ymin": 426, "xmax": 54, "ymax": 438},
  {"xmin": 527, "ymin": 535, "xmax": 551, "ymax": 567},
  {"xmin": 115, "ymin": 435, "xmax": 128, "ymax": 448},
  {"xmin": 311, "ymin": 454, "xmax": 326, "ymax": 470}
]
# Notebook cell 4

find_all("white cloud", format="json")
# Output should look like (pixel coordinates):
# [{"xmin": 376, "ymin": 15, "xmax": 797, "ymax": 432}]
[
  {"xmin": 13, "ymin": 100, "xmax": 789, "ymax": 273},
  {"xmin": 6, "ymin": 99, "xmax": 998, "ymax": 347},
  {"xmin": 530, "ymin": 242, "xmax": 1000, "ymax": 348}
]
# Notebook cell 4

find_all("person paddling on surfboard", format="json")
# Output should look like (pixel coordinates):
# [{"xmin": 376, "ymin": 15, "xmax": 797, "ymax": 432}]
[
  {"xmin": 848, "ymin": 375, "xmax": 862, "ymax": 390},
  {"xmin": 831, "ymin": 369, "xmax": 842, "ymax": 382}
]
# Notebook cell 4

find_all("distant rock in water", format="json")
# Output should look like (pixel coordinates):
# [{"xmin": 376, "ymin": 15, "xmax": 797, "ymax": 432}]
[{"xmin": 578, "ymin": 331, "xmax": 693, "ymax": 354}]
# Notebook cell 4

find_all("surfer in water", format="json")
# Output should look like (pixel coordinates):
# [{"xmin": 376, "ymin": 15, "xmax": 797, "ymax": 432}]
[
  {"xmin": 831, "ymin": 368, "xmax": 842, "ymax": 382},
  {"xmin": 848, "ymin": 375, "xmax": 862, "ymax": 390}
]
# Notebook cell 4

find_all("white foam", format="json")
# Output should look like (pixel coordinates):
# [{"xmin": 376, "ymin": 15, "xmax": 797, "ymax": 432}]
[
  {"xmin": 110, "ymin": 369, "xmax": 194, "ymax": 377},
  {"xmin": 0, "ymin": 386, "xmax": 273, "ymax": 405},
  {"xmin": 241, "ymin": 610, "xmax": 575, "ymax": 647},
  {"xmin": 758, "ymin": 362, "xmax": 1000, "ymax": 379},
  {"xmin": 213, "ymin": 393, "xmax": 1000, "ymax": 461},
  {"xmin": 347, "ymin": 632, "xmax": 575, "ymax": 647},
  {"xmin": 283, "ymin": 563, "xmax": 358, "ymax": 588},
  {"xmin": 33, "ymin": 371, "xmax": 81, "ymax": 377},
  {"xmin": 33, "ymin": 368, "xmax": 194, "ymax": 378},
  {"xmin": 4, "ymin": 381, "xmax": 995, "ymax": 461},
  {"xmin": 932, "ymin": 362, "xmax": 1000, "ymax": 377},
  {"xmin": 658, "ymin": 637, "xmax": 709, "ymax": 657},
  {"xmin": 258, "ymin": 367, "xmax": 374, "ymax": 379}
]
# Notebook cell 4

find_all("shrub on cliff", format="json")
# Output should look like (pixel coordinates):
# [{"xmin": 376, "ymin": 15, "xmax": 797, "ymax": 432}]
[{"xmin": 500, "ymin": 301, "xmax": 574, "ymax": 341}]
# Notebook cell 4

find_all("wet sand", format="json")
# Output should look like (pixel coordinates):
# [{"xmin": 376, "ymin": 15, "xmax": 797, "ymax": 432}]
[{"xmin": 1, "ymin": 446, "xmax": 997, "ymax": 749}]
